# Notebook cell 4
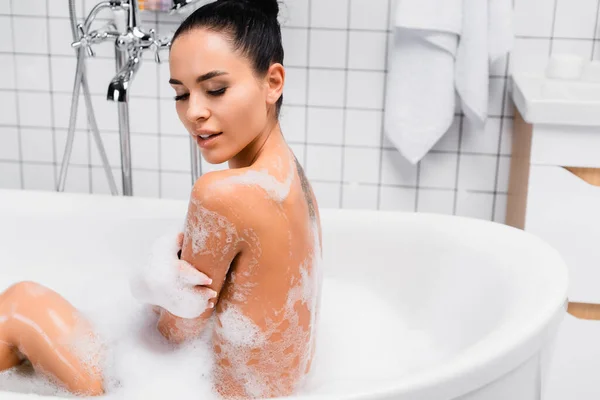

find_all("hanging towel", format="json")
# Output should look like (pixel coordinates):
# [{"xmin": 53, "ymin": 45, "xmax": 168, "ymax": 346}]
[
  {"xmin": 384, "ymin": 0, "xmax": 461, "ymax": 164},
  {"xmin": 384, "ymin": 0, "xmax": 513, "ymax": 164}
]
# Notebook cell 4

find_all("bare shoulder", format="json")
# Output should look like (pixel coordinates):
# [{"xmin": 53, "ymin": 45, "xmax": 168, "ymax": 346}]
[{"xmin": 188, "ymin": 169, "xmax": 266, "ymax": 224}]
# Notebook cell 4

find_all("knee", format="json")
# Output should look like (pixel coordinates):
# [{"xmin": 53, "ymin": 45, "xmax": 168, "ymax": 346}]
[{"xmin": 2, "ymin": 281, "xmax": 49, "ymax": 301}]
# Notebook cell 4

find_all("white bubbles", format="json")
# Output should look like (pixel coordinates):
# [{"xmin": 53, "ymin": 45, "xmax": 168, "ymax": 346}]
[
  {"xmin": 302, "ymin": 279, "xmax": 440, "ymax": 396},
  {"xmin": 0, "ymin": 275, "xmax": 442, "ymax": 399},
  {"xmin": 209, "ymin": 158, "xmax": 295, "ymax": 203},
  {"xmin": 129, "ymin": 230, "xmax": 214, "ymax": 319},
  {"xmin": 185, "ymin": 200, "xmax": 239, "ymax": 260},
  {"xmin": 216, "ymin": 306, "xmax": 265, "ymax": 348}
]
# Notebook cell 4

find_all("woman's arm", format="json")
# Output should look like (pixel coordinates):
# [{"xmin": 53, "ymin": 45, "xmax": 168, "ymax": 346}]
[{"xmin": 157, "ymin": 175, "xmax": 243, "ymax": 343}]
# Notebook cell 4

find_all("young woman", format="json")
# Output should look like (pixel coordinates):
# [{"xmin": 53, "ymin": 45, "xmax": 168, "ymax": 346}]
[
  {"xmin": 0, "ymin": 0, "xmax": 322, "ymax": 398},
  {"xmin": 157, "ymin": 0, "xmax": 323, "ymax": 397}
]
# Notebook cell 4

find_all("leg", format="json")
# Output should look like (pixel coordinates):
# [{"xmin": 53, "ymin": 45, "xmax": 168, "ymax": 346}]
[
  {"xmin": 0, "ymin": 340, "xmax": 21, "ymax": 372},
  {"xmin": 0, "ymin": 282, "xmax": 104, "ymax": 396}
]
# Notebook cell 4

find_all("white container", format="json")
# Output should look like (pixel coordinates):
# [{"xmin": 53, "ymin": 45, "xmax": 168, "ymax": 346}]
[
  {"xmin": 545, "ymin": 54, "xmax": 585, "ymax": 80},
  {"xmin": 0, "ymin": 189, "xmax": 568, "ymax": 400},
  {"xmin": 581, "ymin": 60, "xmax": 600, "ymax": 83}
]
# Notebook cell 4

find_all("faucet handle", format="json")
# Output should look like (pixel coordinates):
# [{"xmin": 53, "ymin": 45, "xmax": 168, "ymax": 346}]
[
  {"xmin": 149, "ymin": 29, "xmax": 169, "ymax": 64},
  {"xmin": 148, "ymin": 29, "xmax": 161, "ymax": 63},
  {"xmin": 71, "ymin": 24, "xmax": 95, "ymax": 57}
]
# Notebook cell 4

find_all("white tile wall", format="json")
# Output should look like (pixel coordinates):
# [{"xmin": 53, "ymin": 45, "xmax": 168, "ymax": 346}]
[
  {"xmin": 311, "ymin": 181, "xmax": 341, "ymax": 208},
  {"xmin": 417, "ymin": 189, "xmax": 455, "ymax": 215},
  {"xmin": 13, "ymin": 17, "xmax": 48, "ymax": 54},
  {"xmin": 0, "ymin": 127, "xmax": 20, "ymax": 161},
  {"xmin": 0, "ymin": 162, "xmax": 21, "ymax": 189},
  {"xmin": 0, "ymin": 16, "xmax": 13, "ymax": 52},
  {"xmin": 1, "ymin": 0, "xmax": 598, "ymax": 223},
  {"xmin": 379, "ymin": 186, "xmax": 416, "ymax": 211},
  {"xmin": 0, "ymin": 92, "xmax": 18, "ymax": 125},
  {"xmin": 0, "ymin": 54, "xmax": 15, "ymax": 89},
  {"xmin": 554, "ymin": 0, "xmax": 598, "ymax": 39},
  {"xmin": 305, "ymin": 144, "xmax": 343, "ymax": 181},
  {"xmin": 309, "ymin": 30, "xmax": 347, "ymax": 68},
  {"xmin": 311, "ymin": 0, "xmax": 348, "ymax": 29},
  {"xmin": 281, "ymin": 28, "xmax": 308, "ymax": 67},
  {"xmin": 513, "ymin": 0, "xmax": 556, "ymax": 37},
  {"xmin": 308, "ymin": 69, "xmax": 345, "ymax": 107},
  {"xmin": 61, "ymin": 165, "xmax": 90, "ymax": 194},
  {"xmin": 350, "ymin": 0, "xmax": 388, "ymax": 30},
  {"xmin": 343, "ymin": 147, "xmax": 380, "ymax": 184},
  {"xmin": 15, "ymin": 55, "xmax": 51, "ymax": 91},
  {"xmin": 306, "ymin": 107, "xmax": 344, "ymax": 145},
  {"xmin": 22, "ymin": 163, "xmax": 55, "ymax": 191},
  {"xmin": 342, "ymin": 183, "xmax": 378, "ymax": 209},
  {"xmin": 91, "ymin": 166, "xmax": 122, "ymax": 195},
  {"xmin": 55, "ymin": 129, "xmax": 91, "ymax": 166}
]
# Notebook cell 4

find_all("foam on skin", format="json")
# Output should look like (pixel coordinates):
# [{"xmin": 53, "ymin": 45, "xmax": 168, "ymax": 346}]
[
  {"xmin": 129, "ymin": 230, "xmax": 216, "ymax": 319},
  {"xmin": 209, "ymin": 157, "xmax": 295, "ymax": 203},
  {"xmin": 212, "ymin": 222, "xmax": 322, "ymax": 398}
]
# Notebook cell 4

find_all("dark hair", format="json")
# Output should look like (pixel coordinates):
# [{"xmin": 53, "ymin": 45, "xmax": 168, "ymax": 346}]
[{"xmin": 172, "ymin": 0, "xmax": 284, "ymax": 117}]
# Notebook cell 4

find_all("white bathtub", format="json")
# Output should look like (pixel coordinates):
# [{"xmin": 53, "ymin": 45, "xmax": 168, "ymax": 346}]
[{"xmin": 0, "ymin": 189, "xmax": 568, "ymax": 400}]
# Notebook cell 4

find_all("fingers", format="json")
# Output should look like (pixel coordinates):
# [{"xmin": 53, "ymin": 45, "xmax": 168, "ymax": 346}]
[
  {"xmin": 176, "ymin": 260, "xmax": 212, "ymax": 286},
  {"xmin": 176, "ymin": 232, "xmax": 184, "ymax": 250},
  {"xmin": 152, "ymin": 305, "xmax": 163, "ymax": 315}
]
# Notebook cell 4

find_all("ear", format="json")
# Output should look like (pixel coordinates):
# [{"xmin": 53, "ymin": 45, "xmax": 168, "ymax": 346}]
[{"xmin": 265, "ymin": 63, "xmax": 285, "ymax": 106}]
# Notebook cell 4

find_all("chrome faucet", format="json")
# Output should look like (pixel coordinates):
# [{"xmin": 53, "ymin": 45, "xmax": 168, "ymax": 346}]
[
  {"xmin": 105, "ymin": 0, "xmax": 172, "ymax": 195},
  {"xmin": 107, "ymin": 49, "xmax": 142, "ymax": 102},
  {"xmin": 108, "ymin": 0, "xmax": 169, "ymax": 102},
  {"xmin": 61, "ymin": 0, "xmax": 203, "ymax": 197}
]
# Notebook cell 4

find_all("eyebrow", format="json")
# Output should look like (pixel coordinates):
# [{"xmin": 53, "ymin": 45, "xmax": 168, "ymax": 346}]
[{"xmin": 169, "ymin": 70, "xmax": 229, "ymax": 85}]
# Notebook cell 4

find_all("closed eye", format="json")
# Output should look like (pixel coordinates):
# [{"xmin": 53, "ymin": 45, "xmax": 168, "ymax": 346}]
[
  {"xmin": 208, "ymin": 87, "xmax": 227, "ymax": 96},
  {"xmin": 174, "ymin": 93, "xmax": 189, "ymax": 101}
]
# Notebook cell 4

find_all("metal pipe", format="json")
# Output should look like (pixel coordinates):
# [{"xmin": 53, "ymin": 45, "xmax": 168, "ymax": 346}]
[
  {"xmin": 115, "ymin": 49, "xmax": 134, "ymax": 196},
  {"xmin": 190, "ymin": 138, "xmax": 199, "ymax": 185}
]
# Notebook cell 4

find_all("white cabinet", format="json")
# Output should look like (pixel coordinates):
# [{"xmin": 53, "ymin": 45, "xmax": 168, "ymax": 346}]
[{"xmin": 507, "ymin": 105, "xmax": 600, "ymax": 399}]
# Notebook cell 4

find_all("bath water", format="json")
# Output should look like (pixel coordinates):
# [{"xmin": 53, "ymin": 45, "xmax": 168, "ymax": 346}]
[{"xmin": 0, "ymin": 277, "xmax": 440, "ymax": 398}]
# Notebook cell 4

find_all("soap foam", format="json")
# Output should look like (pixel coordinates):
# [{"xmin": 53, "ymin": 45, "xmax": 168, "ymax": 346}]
[
  {"xmin": 185, "ymin": 200, "xmax": 239, "ymax": 260},
  {"xmin": 211, "ymin": 224, "xmax": 323, "ymax": 398},
  {"xmin": 209, "ymin": 158, "xmax": 295, "ymax": 203},
  {"xmin": 129, "ymin": 230, "xmax": 215, "ymax": 319},
  {"xmin": 0, "ymin": 276, "xmax": 441, "ymax": 399}
]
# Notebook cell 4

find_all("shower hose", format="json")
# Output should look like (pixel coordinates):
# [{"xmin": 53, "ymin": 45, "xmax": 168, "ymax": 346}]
[{"xmin": 57, "ymin": 0, "xmax": 118, "ymax": 195}]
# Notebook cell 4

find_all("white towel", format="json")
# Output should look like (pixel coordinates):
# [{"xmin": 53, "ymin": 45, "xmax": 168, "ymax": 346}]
[{"xmin": 384, "ymin": 0, "xmax": 513, "ymax": 164}]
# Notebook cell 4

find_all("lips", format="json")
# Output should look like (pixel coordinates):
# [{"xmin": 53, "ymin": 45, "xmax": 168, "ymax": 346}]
[
  {"xmin": 194, "ymin": 132, "xmax": 222, "ymax": 148},
  {"xmin": 199, "ymin": 133, "xmax": 219, "ymax": 140}
]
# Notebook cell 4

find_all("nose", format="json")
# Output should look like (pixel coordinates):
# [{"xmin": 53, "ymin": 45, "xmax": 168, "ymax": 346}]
[{"xmin": 185, "ymin": 92, "xmax": 210, "ymax": 123}]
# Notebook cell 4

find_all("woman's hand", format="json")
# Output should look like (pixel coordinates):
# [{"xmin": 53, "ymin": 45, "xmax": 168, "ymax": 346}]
[{"xmin": 130, "ymin": 230, "xmax": 217, "ymax": 320}]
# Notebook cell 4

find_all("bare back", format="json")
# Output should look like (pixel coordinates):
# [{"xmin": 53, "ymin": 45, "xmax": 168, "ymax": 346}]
[{"xmin": 179, "ymin": 144, "xmax": 322, "ymax": 398}]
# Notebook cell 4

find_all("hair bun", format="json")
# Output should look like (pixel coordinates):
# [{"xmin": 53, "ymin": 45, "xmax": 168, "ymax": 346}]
[
  {"xmin": 235, "ymin": 0, "xmax": 279, "ymax": 18},
  {"xmin": 255, "ymin": 0, "xmax": 279, "ymax": 18}
]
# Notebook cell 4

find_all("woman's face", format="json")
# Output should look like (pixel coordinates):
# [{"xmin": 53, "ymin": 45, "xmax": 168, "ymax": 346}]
[{"xmin": 169, "ymin": 29, "xmax": 272, "ymax": 165}]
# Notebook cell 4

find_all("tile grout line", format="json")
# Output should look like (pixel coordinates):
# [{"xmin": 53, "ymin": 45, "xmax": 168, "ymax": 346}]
[
  {"xmin": 338, "ymin": 0, "xmax": 352, "ymax": 208},
  {"xmin": 452, "ymin": 115, "xmax": 465, "ymax": 215},
  {"xmin": 8, "ymin": 0, "xmax": 24, "ymax": 189},
  {"xmin": 376, "ymin": 0, "xmax": 392, "ymax": 210},
  {"xmin": 0, "ymin": 157, "xmax": 513, "ymax": 195},
  {"xmin": 302, "ymin": 0, "xmax": 312, "ymax": 176},
  {"xmin": 592, "ymin": 0, "xmax": 600, "ymax": 58},
  {"xmin": 414, "ymin": 161, "xmax": 421, "ymax": 212},
  {"xmin": 490, "ymin": 53, "xmax": 511, "ymax": 222},
  {"xmin": 548, "ymin": 0, "xmax": 560, "ymax": 56}
]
